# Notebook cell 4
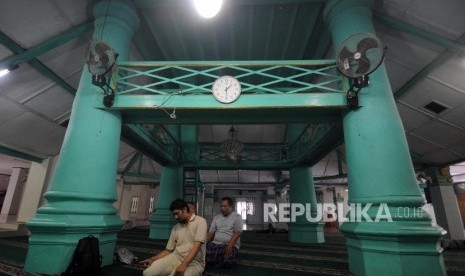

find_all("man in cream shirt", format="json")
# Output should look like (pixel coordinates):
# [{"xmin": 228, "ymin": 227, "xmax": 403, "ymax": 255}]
[{"xmin": 141, "ymin": 199, "xmax": 207, "ymax": 276}]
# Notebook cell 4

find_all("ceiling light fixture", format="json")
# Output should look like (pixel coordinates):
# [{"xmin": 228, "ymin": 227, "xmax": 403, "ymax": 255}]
[
  {"xmin": 0, "ymin": 63, "xmax": 19, "ymax": 78},
  {"xmin": 0, "ymin": 69, "xmax": 9, "ymax": 78},
  {"xmin": 221, "ymin": 126, "xmax": 242, "ymax": 164},
  {"xmin": 193, "ymin": 0, "xmax": 223, "ymax": 19}
]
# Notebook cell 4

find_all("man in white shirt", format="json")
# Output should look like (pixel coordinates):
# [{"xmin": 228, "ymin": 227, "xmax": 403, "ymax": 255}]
[
  {"xmin": 206, "ymin": 197, "xmax": 243, "ymax": 268},
  {"xmin": 141, "ymin": 199, "xmax": 207, "ymax": 276}
]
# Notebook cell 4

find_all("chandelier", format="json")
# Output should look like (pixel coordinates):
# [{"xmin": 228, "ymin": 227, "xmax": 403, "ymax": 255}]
[{"xmin": 221, "ymin": 126, "xmax": 243, "ymax": 164}]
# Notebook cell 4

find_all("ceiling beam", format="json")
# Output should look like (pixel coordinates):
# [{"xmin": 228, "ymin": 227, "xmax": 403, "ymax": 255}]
[
  {"xmin": 374, "ymin": 13, "xmax": 465, "ymax": 52},
  {"xmin": 0, "ymin": 145, "xmax": 43, "ymax": 163},
  {"xmin": 314, "ymin": 174, "xmax": 347, "ymax": 180},
  {"xmin": 121, "ymin": 152, "xmax": 142, "ymax": 175},
  {"xmin": 121, "ymin": 125, "xmax": 181, "ymax": 166},
  {"xmin": 336, "ymin": 148, "xmax": 345, "ymax": 175},
  {"xmin": 376, "ymin": 15, "xmax": 465, "ymax": 167},
  {"xmin": 193, "ymin": 160, "xmax": 292, "ymax": 170},
  {"xmin": 0, "ymin": 30, "xmax": 166, "ymax": 162},
  {"xmin": 314, "ymin": 182, "xmax": 347, "ymax": 186},
  {"xmin": 375, "ymin": 14, "xmax": 465, "ymax": 100},
  {"xmin": 103, "ymin": 93, "xmax": 346, "ymax": 124},
  {"xmin": 121, "ymin": 112, "xmax": 341, "ymax": 124},
  {"xmin": 106, "ymin": 93, "xmax": 347, "ymax": 109},
  {"xmin": 293, "ymin": 123, "xmax": 344, "ymax": 166},
  {"xmin": 0, "ymin": 21, "xmax": 92, "ymax": 69},
  {"xmin": 393, "ymin": 33, "xmax": 465, "ymax": 100},
  {"xmin": 394, "ymin": 51, "xmax": 453, "ymax": 99},
  {"xmin": 210, "ymin": 185, "xmax": 268, "ymax": 191},
  {"xmin": 0, "ymin": 31, "xmax": 76, "ymax": 95},
  {"xmin": 117, "ymin": 171, "xmax": 160, "ymax": 180}
]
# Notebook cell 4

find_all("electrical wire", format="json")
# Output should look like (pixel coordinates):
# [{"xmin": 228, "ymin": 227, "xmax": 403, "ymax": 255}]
[
  {"xmin": 100, "ymin": 0, "xmax": 112, "ymax": 40},
  {"xmin": 153, "ymin": 90, "xmax": 185, "ymax": 119}
]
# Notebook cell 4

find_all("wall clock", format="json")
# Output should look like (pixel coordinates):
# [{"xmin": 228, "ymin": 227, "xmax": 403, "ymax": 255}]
[{"xmin": 212, "ymin": 75, "xmax": 241, "ymax": 104}]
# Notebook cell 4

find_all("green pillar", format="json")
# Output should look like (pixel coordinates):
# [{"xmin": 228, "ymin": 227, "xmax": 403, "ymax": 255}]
[
  {"xmin": 150, "ymin": 125, "xmax": 182, "ymax": 239},
  {"xmin": 425, "ymin": 166, "xmax": 465, "ymax": 240},
  {"xmin": 289, "ymin": 167, "xmax": 325, "ymax": 243},
  {"xmin": 24, "ymin": 1, "xmax": 139, "ymax": 274},
  {"xmin": 324, "ymin": 1, "xmax": 445, "ymax": 275},
  {"xmin": 181, "ymin": 125, "xmax": 199, "ymax": 165},
  {"xmin": 288, "ymin": 124, "xmax": 324, "ymax": 243},
  {"xmin": 149, "ymin": 166, "xmax": 182, "ymax": 239}
]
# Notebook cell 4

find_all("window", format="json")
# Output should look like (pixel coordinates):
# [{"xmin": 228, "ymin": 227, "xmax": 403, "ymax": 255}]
[
  {"xmin": 246, "ymin": 199, "xmax": 255, "ymax": 215},
  {"xmin": 149, "ymin": 196, "xmax": 155, "ymax": 213},
  {"xmin": 130, "ymin": 196, "xmax": 139, "ymax": 214},
  {"xmin": 236, "ymin": 201, "xmax": 247, "ymax": 220}
]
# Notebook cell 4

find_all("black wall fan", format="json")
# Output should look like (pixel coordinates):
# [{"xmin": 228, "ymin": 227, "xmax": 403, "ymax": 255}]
[
  {"xmin": 85, "ymin": 40, "xmax": 119, "ymax": 107},
  {"xmin": 336, "ymin": 33, "xmax": 385, "ymax": 108}
]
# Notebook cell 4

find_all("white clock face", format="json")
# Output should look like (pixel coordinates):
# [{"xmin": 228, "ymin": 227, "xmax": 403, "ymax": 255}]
[{"xmin": 212, "ymin": 75, "xmax": 241, "ymax": 103}]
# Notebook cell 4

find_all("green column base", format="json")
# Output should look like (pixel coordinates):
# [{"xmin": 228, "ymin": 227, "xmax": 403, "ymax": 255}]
[
  {"xmin": 149, "ymin": 208, "xmax": 176, "ymax": 239},
  {"xmin": 340, "ymin": 221, "xmax": 446, "ymax": 276},
  {"xmin": 24, "ymin": 214, "xmax": 122, "ymax": 275},
  {"xmin": 288, "ymin": 222, "xmax": 325, "ymax": 244}
]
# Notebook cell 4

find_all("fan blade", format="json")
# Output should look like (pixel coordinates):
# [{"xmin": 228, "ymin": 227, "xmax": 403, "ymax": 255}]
[
  {"xmin": 100, "ymin": 54, "xmax": 110, "ymax": 69},
  {"xmin": 338, "ymin": 46, "xmax": 356, "ymax": 74},
  {"xmin": 356, "ymin": 37, "xmax": 378, "ymax": 53},
  {"xmin": 339, "ymin": 46, "xmax": 355, "ymax": 62},
  {"xmin": 95, "ymin": 42, "xmax": 111, "ymax": 54},
  {"xmin": 356, "ymin": 58, "xmax": 371, "ymax": 74},
  {"xmin": 86, "ymin": 51, "xmax": 94, "ymax": 63}
]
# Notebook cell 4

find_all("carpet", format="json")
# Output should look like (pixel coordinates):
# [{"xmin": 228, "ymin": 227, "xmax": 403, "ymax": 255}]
[{"xmin": 0, "ymin": 229, "xmax": 464, "ymax": 275}]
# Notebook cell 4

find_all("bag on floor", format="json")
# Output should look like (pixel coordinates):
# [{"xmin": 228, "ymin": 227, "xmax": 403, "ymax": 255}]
[
  {"xmin": 114, "ymin": 247, "xmax": 138, "ymax": 265},
  {"xmin": 62, "ymin": 235, "xmax": 102, "ymax": 276}
]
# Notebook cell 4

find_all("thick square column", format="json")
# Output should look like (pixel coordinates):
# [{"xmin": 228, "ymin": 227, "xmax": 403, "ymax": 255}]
[
  {"xmin": 24, "ymin": 1, "xmax": 139, "ymax": 274},
  {"xmin": 324, "ymin": 1, "xmax": 446, "ymax": 275},
  {"xmin": 149, "ymin": 166, "xmax": 182, "ymax": 239},
  {"xmin": 426, "ymin": 166, "xmax": 465, "ymax": 241},
  {"xmin": 289, "ymin": 166, "xmax": 325, "ymax": 243},
  {"xmin": 287, "ymin": 125, "xmax": 324, "ymax": 243}
]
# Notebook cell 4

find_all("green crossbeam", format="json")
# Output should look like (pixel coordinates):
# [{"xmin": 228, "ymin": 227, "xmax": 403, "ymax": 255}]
[
  {"xmin": 111, "ymin": 60, "xmax": 348, "ymax": 168},
  {"xmin": 115, "ymin": 60, "xmax": 346, "ymax": 96},
  {"xmin": 195, "ymin": 122, "xmax": 342, "ymax": 169},
  {"xmin": 121, "ymin": 124, "xmax": 181, "ymax": 165}
]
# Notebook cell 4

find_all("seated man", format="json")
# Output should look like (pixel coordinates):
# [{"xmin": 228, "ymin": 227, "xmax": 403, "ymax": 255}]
[
  {"xmin": 187, "ymin": 201, "xmax": 196, "ymax": 215},
  {"xmin": 140, "ymin": 199, "xmax": 207, "ymax": 276},
  {"xmin": 206, "ymin": 197, "xmax": 243, "ymax": 268}
]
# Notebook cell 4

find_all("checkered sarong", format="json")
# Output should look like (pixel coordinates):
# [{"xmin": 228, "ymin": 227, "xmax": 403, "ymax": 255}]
[{"xmin": 206, "ymin": 243, "xmax": 239, "ymax": 267}]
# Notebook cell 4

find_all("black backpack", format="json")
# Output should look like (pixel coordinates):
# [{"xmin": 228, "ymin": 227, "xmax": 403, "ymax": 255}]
[{"xmin": 62, "ymin": 235, "xmax": 102, "ymax": 276}]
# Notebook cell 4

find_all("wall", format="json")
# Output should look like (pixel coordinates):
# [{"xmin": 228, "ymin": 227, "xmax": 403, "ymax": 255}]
[
  {"xmin": 213, "ymin": 189, "xmax": 268, "ymax": 231},
  {"xmin": 317, "ymin": 186, "xmax": 349, "ymax": 227},
  {"xmin": 117, "ymin": 182, "xmax": 159, "ymax": 227},
  {"xmin": 0, "ymin": 174, "xmax": 10, "ymax": 209},
  {"xmin": 1, "ymin": 168, "xmax": 28, "ymax": 216},
  {"xmin": 0, "ymin": 174, "xmax": 10, "ymax": 191},
  {"xmin": 457, "ymin": 194, "xmax": 465, "ymax": 228},
  {"xmin": 240, "ymin": 190, "xmax": 264, "ymax": 230}
]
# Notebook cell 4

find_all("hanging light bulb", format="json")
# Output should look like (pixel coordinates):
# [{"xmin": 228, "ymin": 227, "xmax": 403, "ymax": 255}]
[
  {"xmin": 221, "ymin": 126, "xmax": 243, "ymax": 164},
  {"xmin": 193, "ymin": 0, "xmax": 223, "ymax": 19}
]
